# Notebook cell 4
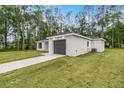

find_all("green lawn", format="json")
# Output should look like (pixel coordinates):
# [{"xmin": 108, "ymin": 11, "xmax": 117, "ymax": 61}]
[
  {"xmin": 0, "ymin": 50, "xmax": 42, "ymax": 64},
  {"xmin": 0, "ymin": 49, "xmax": 124, "ymax": 88}
]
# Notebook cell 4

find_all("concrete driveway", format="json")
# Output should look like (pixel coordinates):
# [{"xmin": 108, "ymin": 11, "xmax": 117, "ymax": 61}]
[{"xmin": 0, "ymin": 54, "xmax": 64, "ymax": 74}]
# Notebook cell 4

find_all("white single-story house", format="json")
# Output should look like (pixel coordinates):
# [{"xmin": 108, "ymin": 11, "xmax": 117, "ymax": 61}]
[{"xmin": 37, "ymin": 33, "xmax": 105, "ymax": 56}]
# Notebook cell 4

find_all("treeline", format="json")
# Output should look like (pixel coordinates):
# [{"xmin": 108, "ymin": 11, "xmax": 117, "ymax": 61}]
[{"xmin": 0, "ymin": 5, "xmax": 124, "ymax": 50}]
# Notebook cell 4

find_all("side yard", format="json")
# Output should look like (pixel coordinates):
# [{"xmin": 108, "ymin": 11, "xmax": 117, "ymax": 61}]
[
  {"xmin": 0, "ymin": 50, "xmax": 42, "ymax": 64},
  {"xmin": 0, "ymin": 49, "xmax": 124, "ymax": 88}
]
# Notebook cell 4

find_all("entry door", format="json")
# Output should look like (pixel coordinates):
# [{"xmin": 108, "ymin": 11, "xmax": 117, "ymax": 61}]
[{"xmin": 54, "ymin": 40, "xmax": 66, "ymax": 55}]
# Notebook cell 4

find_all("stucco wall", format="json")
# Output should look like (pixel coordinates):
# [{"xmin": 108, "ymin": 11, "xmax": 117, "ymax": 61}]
[
  {"xmin": 47, "ymin": 34, "xmax": 105, "ymax": 56},
  {"xmin": 91, "ymin": 40, "xmax": 105, "ymax": 52},
  {"xmin": 37, "ymin": 41, "xmax": 42, "ymax": 51},
  {"xmin": 48, "ymin": 40, "xmax": 54, "ymax": 54},
  {"xmin": 66, "ymin": 35, "xmax": 92, "ymax": 56},
  {"xmin": 44, "ymin": 42, "xmax": 48, "ymax": 51},
  {"xmin": 37, "ymin": 41, "xmax": 48, "ymax": 51}
]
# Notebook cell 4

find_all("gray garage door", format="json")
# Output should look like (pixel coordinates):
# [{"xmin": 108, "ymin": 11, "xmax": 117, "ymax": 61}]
[{"xmin": 54, "ymin": 40, "xmax": 66, "ymax": 55}]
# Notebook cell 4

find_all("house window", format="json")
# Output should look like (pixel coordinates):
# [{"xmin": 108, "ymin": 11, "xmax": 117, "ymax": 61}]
[
  {"xmin": 39, "ymin": 43, "xmax": 42, "ymax": 48},
  {"xmin": 87, "ymin": 41, "xmax": 89, "ymax": 47}
]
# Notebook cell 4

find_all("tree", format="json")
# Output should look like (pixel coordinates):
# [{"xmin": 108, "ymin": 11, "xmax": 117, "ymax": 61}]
[
  {"xmin": 104, "ymin": 21, "xmax": 124, "ymax": 48},
  {"xmin": 107, "ymin": 6, "xmax": 123, "ymax": 48},
  {"xmin": 0, "ymin": 6, "xmax": 14, "ymax": 49},
  {"xmin": 0, "ymin": 5, "xmax": 124, "ymax": 50},
  {"xmin": 96, "ymin": 5, "xmax": 110, "ymax": 38},
  {"xmin": 75, "ymin": 12, "xmax": 87, "ymax": 35}
]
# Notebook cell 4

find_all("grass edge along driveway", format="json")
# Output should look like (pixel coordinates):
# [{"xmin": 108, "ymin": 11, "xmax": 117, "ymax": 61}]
[
  {"xmin": 0, "ymin": 49, "xmax": 124, "ymax": 88},
  {"xmin": 0, "ymin": 50, "xmax": 43, "ymax": 64}
]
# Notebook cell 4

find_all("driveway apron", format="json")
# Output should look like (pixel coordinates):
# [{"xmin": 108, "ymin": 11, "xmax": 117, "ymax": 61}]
[{"xmin": 0, "ymin": 54, "xmax": 64, "ymax": 74}]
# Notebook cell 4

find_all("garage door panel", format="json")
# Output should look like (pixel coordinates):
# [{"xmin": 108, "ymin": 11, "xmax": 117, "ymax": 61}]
[{"xmin": 54, "ymin": 40, "xmax": 66, "ymax": 55}]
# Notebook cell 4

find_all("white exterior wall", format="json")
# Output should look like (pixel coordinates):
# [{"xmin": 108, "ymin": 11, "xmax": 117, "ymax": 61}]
[
  {"xmin": 46, "ymin": 33, "xmax": 105, "ymax": 56},
  {"xmin": 37, "ymin": 41, "xmax": 42, "ymax": 51},
  {"xmin": 91, "ymin": 40, "xmax": 105, "ymax": 52},
  {"xmin": 66, "ymin": 36, "xmax": 92, "ymax": 56},
  {"xmin": 37, "ymin": 41, "xmax": 48, "ymax": 51},
  {"xmin": 44, "ymin": 42, "xmax": 48, "ymax": 51},
  {"xmin": 48, "ymin": 40, "xmax": 54, "ymax": 54}
]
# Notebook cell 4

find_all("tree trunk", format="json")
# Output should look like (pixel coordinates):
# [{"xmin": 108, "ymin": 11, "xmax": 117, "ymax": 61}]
[
  {"xmin": 29, "ymin": 37, "xmax": 32, "ymax": 50},
  {"xmin": 112, "ymin": 28, "xmax": 114, "ymax": 48},
  {"xmin": 117, "ymin": 21, "xmax": 121, "ymax": 48},
  {"xmin": 22, "ymin": 34, "xmax": 25, "ymax": 50},
  {"xmin": 17, "ymin": 33, "xmax": 20, "ymax": 50},
  {"xmin": 4, "ymin": 19, "xmax": 8, "ymax": 49},
  {"xmin": 101, "ymin": 26, "xmax": 104, "ymax": 38},
  {"xmin": 17, "ymin": 23, "xmax": 20, "ymax": 50},
  {"xmin": 118, "ymin": 30, "xmax": 121, "ymax": 48},
  {"xmin": 21, "ymin": 32, "xmax": 25, "ymax": 50},
  {"xmin": 4, "ymin": 32, "xmax": 7, "ymax": 49}
]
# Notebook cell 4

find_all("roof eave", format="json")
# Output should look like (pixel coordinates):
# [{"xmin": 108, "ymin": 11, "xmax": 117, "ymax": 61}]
[{"xmin": 47, "ymin": 33, "xmax": 92, "ymax": 40}]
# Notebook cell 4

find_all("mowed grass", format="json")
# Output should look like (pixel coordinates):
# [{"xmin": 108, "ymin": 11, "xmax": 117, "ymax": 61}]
[
  {"xmin": 0, "ymin": 49, "xmax": 124, "ymax": 88},
  {"xmin": 0, "ymin": 50, "xmax": 42, "ymax": 64}
]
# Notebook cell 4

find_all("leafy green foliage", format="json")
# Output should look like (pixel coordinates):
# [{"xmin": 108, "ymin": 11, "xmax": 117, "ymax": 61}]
[
  {"xmin": 0, "ymin": 5, "xmax": 124, "ymax": 49},
  {"xmin": 105, "ymin": 21, "xmax": 124, "ymax": 48}
]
